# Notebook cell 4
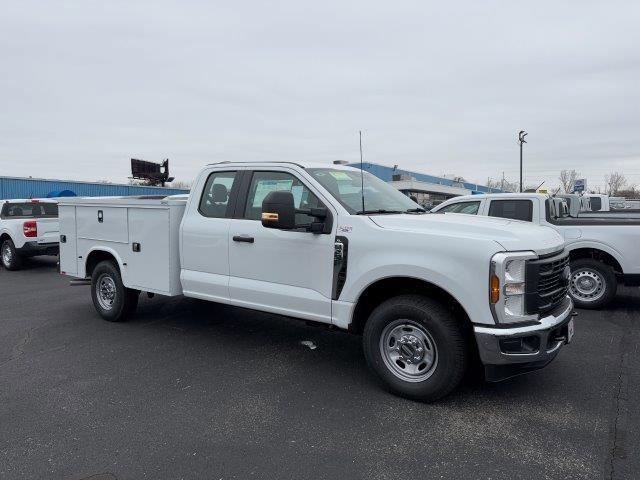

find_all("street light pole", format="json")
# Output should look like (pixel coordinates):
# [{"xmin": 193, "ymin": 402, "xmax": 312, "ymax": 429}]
[{"xmin": 518, "ymin": 130, "xmax": 528, "ymax": 192}]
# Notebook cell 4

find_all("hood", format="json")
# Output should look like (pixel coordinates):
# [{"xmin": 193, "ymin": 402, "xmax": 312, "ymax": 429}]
[{"xmin": 369, "ymin": 213, "xmax": 563, "ymax": 255}]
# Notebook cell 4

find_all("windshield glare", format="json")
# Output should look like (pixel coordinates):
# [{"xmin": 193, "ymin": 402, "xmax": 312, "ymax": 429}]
[{"xmin": 308, "ymin": 168, "xmax": 420, "ymax": 214}]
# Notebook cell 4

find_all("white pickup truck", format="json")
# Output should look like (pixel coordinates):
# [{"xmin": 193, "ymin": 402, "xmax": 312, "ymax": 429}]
[
  {"xmin": 432, "ymin": 193, "xmax": 640, "ymax": 309},
  {"xmin": 0, "ymin": 199, "xmax": 60, "ymax": 270},
  {"xmin": 59, "ymin": 162, "xmax": 574, "ymax": 401}
]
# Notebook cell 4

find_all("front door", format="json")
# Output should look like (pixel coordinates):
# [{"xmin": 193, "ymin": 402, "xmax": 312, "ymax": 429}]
[{"xmin": 228, "ymin": 169, "xmax": 335, "ymax": 323}]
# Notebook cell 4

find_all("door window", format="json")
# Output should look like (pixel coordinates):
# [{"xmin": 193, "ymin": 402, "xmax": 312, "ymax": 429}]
[
  {"xmin": 437, "ymin": 201, "xmax": 480, "ymax": 214},
  {"xmin": 199, "ymin": 171, "xmax": 238, "ymax": 218},
  {"xmin": 244, "ymin": 171, "xmax": 323, "ymax": 226},
  {"xmin": 488, "ymin": 199, "xmax": 533, "ymax": 222}
]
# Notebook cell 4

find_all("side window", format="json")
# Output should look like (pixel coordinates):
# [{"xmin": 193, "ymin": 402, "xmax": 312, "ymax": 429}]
[
  {"xmin": 244, "ymin": 171, "xmax": 322, "ymax": 225},
  {"xmin": 590, "ymin": 197, "xmax": 602, "ymax": 211},
  {"xmin": 438, "ymin": 201, "xmax": 480, "ymax": 214},
  {"xmin": 488, "ymin": 200, "xmax": 533, "ymax": 222},
  {"xmin": 199, "ymin": 171, "xmax": 238, "ymax": 218}
]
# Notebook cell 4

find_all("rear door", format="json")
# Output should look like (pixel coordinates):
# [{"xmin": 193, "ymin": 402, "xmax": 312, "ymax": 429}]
[
  {"xmin": 227, "ymin": 168, "xmax": 336, "ymax": 323},
  {"xmin": 180, "ymin": 168, "xmax": 242, "ymax": 302}
]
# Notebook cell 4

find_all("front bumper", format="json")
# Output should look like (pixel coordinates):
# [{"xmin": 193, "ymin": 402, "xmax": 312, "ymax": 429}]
[
  {"xmin": 17, "ymin": 241, "xmax": 59, "ymax": 257},
  {"xmin": 474, "ymin": 296, "xmax": 574, "ymax": 382}
]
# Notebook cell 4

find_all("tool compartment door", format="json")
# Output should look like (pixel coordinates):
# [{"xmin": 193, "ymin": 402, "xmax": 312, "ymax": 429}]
[
  {"xmin": 76, "ymin": 206, "xmax": 129, "ymax": 243},
  {"xmin": 58, "ymin": 205, "xmax": 78, "ymax": 276},
  {"xmin": 125, "ymin": 207, "xmax": 171, "ymax": 293}
]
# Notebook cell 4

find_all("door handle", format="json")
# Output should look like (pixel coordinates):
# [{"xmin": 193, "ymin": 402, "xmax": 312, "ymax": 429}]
[{"xmin": 233, "ymin": 235, "xmax": 254, "ymax": 243}]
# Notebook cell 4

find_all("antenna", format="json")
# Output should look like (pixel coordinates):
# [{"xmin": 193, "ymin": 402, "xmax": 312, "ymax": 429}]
[{"xmin": 359, "ymin": 130, "xmax": 365, "ymax": 213}]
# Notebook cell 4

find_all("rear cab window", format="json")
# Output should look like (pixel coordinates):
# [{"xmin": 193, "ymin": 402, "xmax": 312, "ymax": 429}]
[
  {"xmin": 198, "ymin": 171, "xmax": 238, "ymax": 218},
  {"xmin": 436, "ymin": 201, "xmax": 480, "ymax": 215},
  {"xmin": 487, "ymin": 199, "xmax": 533, "ymax": 222},
  {"xmin": 1, "ymin": 202, "xmax": 58, "ymax": 219}
]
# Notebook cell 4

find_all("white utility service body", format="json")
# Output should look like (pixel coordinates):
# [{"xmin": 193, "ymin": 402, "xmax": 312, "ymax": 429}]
[
  {"xmin": 59, "ymin": 162, "xmax": 575, "ymax": 401},
  {"xmin": 432, "ymin": 193, "xmax": 640, "ymax": 308},
  {"xmin": 0, "ymin": 198, "xmax": 60, "ymax": 270},
  {"xmin": 58, "ymin": 196, "xmax": 186, "ymax": 296}
]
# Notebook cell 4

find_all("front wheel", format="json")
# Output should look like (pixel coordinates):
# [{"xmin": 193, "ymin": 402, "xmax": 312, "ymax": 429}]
[
  {"xmin": 569, "ymin": 259, "xmax": 617, "ymax": 309},
  {"xmin": 91, "ymin": 260, "xmax": 139, "ymax": 322},
  {"xmin": 1, "ymin": 239, "xmax": 23, "ymax": 271},
  {"xmin": 363, "ymin": 295, "xmax": 467, "ymax": 402}
]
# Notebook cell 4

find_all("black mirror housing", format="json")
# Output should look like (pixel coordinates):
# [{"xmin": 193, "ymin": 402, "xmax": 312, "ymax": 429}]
[{"xmin": 261, "ymin": 191, "xmax": 296, "ymax": 229}]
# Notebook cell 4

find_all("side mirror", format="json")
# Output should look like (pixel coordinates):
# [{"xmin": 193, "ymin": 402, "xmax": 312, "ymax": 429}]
[{"xmin": 261, "ymin": 191, "xmax": 296, "ymax": 229}]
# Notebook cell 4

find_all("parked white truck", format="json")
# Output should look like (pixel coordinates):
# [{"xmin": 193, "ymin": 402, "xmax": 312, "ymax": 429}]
[
  {"xmin": 432, "ymin": 193, "xmax": 640, "ymax": 309},
  {"xmin": 59, "ymin": 162, "xmax": 574, "ymax": 401},
  {"xmin": 0, "ymin": 199, "xmax": 60, "ymax": 270}
]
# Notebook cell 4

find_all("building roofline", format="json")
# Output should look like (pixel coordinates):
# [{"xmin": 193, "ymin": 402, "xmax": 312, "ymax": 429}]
[{"xmin": 0, "ymin": 175, "xmax": 185, "ymax": 189}]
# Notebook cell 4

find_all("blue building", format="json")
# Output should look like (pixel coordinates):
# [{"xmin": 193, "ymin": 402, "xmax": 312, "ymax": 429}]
[
  {"xmin": 348, "ymin": 162, "xmax": 501, "ymax": 207},
  {"xmin": 0, "ymin": 176, "xmax": 189, "ymax": 200}
]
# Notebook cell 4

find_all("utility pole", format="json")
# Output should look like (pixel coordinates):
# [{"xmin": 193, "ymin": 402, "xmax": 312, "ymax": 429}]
[
  {"xmin": 518, "ymin": 130, "xmax": 528, "ymax": 192},
  {"xmin": 501, "ymin": 171, "xmax": 505, "ymax": 191}
]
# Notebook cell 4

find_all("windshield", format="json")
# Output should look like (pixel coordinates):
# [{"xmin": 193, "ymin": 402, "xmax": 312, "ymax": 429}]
[{"xmin": 307, "ymin": 168, "xmax": 421, "ymax": 214}]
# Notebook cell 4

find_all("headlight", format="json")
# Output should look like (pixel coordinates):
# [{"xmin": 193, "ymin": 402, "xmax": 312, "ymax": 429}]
[{"xmin": 490, "ymin": 251, "xmax": 538, "ymax": 324}]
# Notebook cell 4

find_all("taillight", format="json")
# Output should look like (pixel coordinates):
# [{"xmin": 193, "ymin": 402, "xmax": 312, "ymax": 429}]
[{"xmin": 23, "ymin": 221, "xmax": 38, "ymax": 238}]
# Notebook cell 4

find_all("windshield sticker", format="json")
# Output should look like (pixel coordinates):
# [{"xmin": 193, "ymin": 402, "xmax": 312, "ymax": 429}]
[{"xmin": 329, "ymin": 171, "xmax": 352, "ymax": 181}]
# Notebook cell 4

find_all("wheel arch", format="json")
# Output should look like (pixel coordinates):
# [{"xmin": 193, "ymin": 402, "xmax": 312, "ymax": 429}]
[
  {"xmin": 84, "ymin": 248, "xmax": 125, "ymax": 279},
  {"xmin": 348, "ymin": 276, "xmax": 473, "ymax": 336},
  {"xmin": 568, "ymin": 246, "xmax": 623, "ymax": 275}
]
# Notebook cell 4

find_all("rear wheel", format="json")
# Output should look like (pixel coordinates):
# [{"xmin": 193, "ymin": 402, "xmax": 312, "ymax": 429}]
[
  {"xmin": 363, "ymin": 295, "xmax": 467, "ymax": 402},
  {"xmin": 91, "ymin": 260, "xmax": 139, "ymax": 322},
  {"xmin": 569, "ymin": 259, "xmax": 617, "ymax": 309},
  {"xmin": 1, "ymin": 239, "xmax": 22, "ymax": 271}
]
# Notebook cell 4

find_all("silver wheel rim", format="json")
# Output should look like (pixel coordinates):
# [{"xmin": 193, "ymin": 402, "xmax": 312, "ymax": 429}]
[
  {"xmin": 2, "ymin": 243, "xmax": 12, "ymax": 266},
  {"xmin": 379, "ymin": 320, "xmax": 438, "ymax": 382},
  {"xmin": 96, "ymin": 274, "xmax": 117, "ymax": 310},
  {"xmin": 570, "ymin": 269, "xmax": 605, "ymax": 302}
]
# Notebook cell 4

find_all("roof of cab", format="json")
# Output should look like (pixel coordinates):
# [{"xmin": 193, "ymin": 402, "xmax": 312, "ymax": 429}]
[{"xmin": 205, "ymin": 160, "xmax": 359, "ymax": 170}]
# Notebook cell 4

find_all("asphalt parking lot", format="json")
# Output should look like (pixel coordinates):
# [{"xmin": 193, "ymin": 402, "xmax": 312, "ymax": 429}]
[{"xmin": 1, "ymin": 257, "xmax": 639, "ymax": 480}]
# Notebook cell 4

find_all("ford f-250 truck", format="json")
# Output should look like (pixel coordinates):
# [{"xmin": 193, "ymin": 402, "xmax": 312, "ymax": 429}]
[
  {"xmin": 58, "ymin": 162, "xmax": 574, "ymax": 401},
  {"xmin": 432, "ymin": 193, "xmax": 640, "ymax": 309},
  {"xmin": 0, "ymin": 199, "xmax": 60, "ymax": 270}
]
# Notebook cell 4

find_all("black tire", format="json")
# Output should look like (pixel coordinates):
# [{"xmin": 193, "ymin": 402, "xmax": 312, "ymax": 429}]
[
  {"xmin": 569, "ymin": 258, "xmax": 617, "ymax": 309},
  {"xmin": 1, "ymin": 238, "xmax": 23, "ymax": 271},
  {"xmin": 363, "ymin": 295, "xmax": 467, "ymax": 402},
  {"xmin": 90, "ymin": 260, "xmax": 139, "ymax": 322}
]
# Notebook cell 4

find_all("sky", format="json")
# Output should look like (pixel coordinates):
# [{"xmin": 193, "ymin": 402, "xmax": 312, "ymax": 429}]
[{"xmin": 1, "ymin": 1, "xmax": 639, "ymax": 190}]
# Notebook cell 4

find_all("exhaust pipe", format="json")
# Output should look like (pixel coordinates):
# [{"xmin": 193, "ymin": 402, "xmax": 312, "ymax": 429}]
[{"xmin": 69, "ymin": 279, "xmax": 91, "ymax": 286}]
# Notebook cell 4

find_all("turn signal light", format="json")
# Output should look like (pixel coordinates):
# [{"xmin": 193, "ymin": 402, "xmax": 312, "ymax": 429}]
[
  {"xmin": 490, "ymin": 274, "xmax": 500, "ymax": 303},
  {"xmin": 261, "ymin": 212, "xmax": 278, "ymax": 222},
  {"xmin": 23, "ymin": 220, "xmax": 37, "ymax": 238}
]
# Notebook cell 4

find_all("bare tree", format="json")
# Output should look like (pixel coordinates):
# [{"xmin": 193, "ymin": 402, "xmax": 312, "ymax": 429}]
[
  {"xmin": 486, "ymin": 176, "xmax": 518, "ymax": 192},
  {"xmin": 559, "ymin": 170, "xmax": 580, "ymax": 193},
  {"xmin": 169, "ymin": 180, "xmax": 192, "ymax": 189},
  {"xmin": 604, "ymin": 172, "xmax": 627, "ymax": 196}
]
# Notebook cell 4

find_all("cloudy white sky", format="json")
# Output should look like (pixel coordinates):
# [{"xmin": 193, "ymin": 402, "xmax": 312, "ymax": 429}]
[{"xmin": 1, "ymin": 1, "xmax": 639, "ymax": 190}]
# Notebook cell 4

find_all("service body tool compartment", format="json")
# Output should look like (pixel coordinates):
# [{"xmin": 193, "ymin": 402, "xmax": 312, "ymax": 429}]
[
  {"xmin": 59, "ymin": 196, "xmax": 187, "ymax": 296},
  {"xmin": 58, "ymin": 204, "xmax": 78, "ymax": 276}
]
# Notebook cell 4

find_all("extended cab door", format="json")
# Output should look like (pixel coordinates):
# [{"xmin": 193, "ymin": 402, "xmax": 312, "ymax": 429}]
[
  {"xmin": 180, "ymin": 168, "xmax": 243, "ymax": 302},
  {"xmin": 227, "ymin": 168, "xmax": 336, "ymax": 323}
]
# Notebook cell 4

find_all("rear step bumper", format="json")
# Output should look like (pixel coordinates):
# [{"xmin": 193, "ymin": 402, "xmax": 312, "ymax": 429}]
[{"xmin": 17, "ymin": 241, "xmax": 59, "ymax": 257}]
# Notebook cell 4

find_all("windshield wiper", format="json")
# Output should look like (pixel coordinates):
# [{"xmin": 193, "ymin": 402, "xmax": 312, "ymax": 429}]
[
  {"xmin": 405, "ymin": 208, "xmax": 426, "ymax": 214},
  {"xmin": 356, "ymin": 209, "xmax": 404, "ymax": 215}
]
